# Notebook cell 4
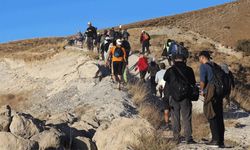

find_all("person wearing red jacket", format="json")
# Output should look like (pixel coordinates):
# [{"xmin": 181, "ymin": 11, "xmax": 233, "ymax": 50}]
[
  {"xmin": 135, "ymin": 53, "xmax": 149, "ymax": 82},
  {"xmin": 140, "ymin": 30, "xmax": 151, "ymax": 54}
]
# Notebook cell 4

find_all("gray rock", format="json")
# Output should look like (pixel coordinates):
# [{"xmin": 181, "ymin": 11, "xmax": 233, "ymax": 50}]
[
  {"xmin": 10, "ymin": 113, "xmax": 41, "ymax": 139},
  {"xmin": 31, "ymin": 128, "xmax": 66, "ymax": 150},
  {"xmin": 0, "ymin": 132, "xmax": 38, "ymax": 150}
]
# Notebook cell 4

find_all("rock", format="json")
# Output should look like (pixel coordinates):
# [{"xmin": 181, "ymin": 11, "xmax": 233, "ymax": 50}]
[
  {"xmin": 46, "ymin": 112, "xmax": 77, "ymax": 125},
  {"xmin": 78, "ymin": 61, "xmax": 99, "ymax": 79},
  {"xmin": 10, "ymin": 113, "xmax": 41, "ymax": 139},
  {"xmin": 93, "ymin": 117, "xmax": 154, "ymax": 150},
  {"xmin": 31, "ymin": 128, "xmax": 66, "ymax": 150},
  {"xmin": 72, "ymin": 136, "xmax": 97, "ymax": 150},
  {"xmin": 0, "ymin": 132, "xmax": 38, "ymax": 150},
  {"xmin": 0, "ymin": 105, "xmax": 12, "ymax": 131}
]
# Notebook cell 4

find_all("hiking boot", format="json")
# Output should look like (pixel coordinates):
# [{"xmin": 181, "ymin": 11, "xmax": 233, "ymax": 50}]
[
  {"xmin": 160, "ymin": 123, "xmax": 171, "ymax": 131},
  {"xmin": 206, "ymin": 140, "xmax": 219, "ymax": 148},
  {"xmin": 185, "ymin": 139, "xmax": 197, "ymax": 144}
]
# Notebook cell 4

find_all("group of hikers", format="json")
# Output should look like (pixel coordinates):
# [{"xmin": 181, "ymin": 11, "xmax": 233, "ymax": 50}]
[{"xmin": 73, "ymin": 22, "xmax": 235, "ymax": 148}]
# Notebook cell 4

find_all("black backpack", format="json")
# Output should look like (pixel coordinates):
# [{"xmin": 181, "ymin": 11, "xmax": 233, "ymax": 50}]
[
  {"xmin": 114, "ymin": 47, "xmax": 124, "ymax": 58},
  {"xmin": 206, "ymin": 63, "xmax": 230, "ymax": 98},
  {"xmin": 171, "ymin": 66, "xmax": 199, "ymax": 101}
]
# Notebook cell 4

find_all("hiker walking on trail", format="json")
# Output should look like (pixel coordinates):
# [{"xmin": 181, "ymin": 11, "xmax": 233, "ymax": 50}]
[
  {"xmin": 121, "ymin": 38, "xmax": 131, "ymax": 83},
  {"xmin": 74, "ymin": 32, "xmax": 84, "ymax": 48},
  {"xmin": 85, "ymin": 22, "xmax": 97, "ymax": 50},
  {"xmin": 148, "ymin": 58, "xmax": 160, "ymax": 95},
  {"xmin": 220, "ymin": 63, "xmax": 235, "ymax": 108},
  {"xmin": 108, "ymin": 28, "xmax": 116, "ymax": 42},
  {"xmin": 106, "ymin": 39, "xmax": 126, "ymax": 90},
  {"xmin": 140, "ymin": 30, "xmax": 151, "ymax": 54},
  {"xmin": 155, "ymin": 63, "xmax": 167, "ymax": 98},
  {"xmin": 163, "ymin": 52, "xmax": 197, "ymax": 144},
  {"xmin": 155, "ymin": 63, "xmax": 170, "ymax": 130},
  {"xmin": 100, "ymin": 36, "xmax": 112, "ymax": 61},
  {"xmin": 162, "ymin": 39, "xmax": 173, "ymax": 66},
  {"xmin": 95, "ymin": 32, "xmax": 102, "ymax": 53},
  {"xmin": 135, "ymin": 53, "xmax": 149, "ymax": 82},
  {"xmin": 122, "ymin": 29, "xmax": 130, "ymax": 40},
  {"xmin": 199, "ymin": 50, "xmax": 226, "ymax": 148}
]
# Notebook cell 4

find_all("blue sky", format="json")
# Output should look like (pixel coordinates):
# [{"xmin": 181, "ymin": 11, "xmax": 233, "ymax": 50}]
[{"xmin": 0, "ymin": 0, "xmax": 234, "ymax": 43}]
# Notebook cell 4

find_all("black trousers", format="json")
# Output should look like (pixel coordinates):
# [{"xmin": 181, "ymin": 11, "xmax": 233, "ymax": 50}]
[
  {"xmin": 150, "ymin": 76, "xmax": 157, "ymax": 95},
  {"xmin": 209, "ymin": 98, "xmax": 225, "ymax": 144},
  {"xmin": 142, "ymin": 41, "xmax": 150, "ymax": 54}
]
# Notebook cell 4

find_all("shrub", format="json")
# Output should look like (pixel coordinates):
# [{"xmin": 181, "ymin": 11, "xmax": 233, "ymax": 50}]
[{"xmin": 236, "ymin": 40, "xmax": 250, "ymax": 55}]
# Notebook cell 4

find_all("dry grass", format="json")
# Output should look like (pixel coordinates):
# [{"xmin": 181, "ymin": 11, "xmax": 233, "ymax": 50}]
[
  {"xmin": 84, "ymin": 51, "xmax": 99, "ymax": 60},
  {"xmin": 131, "ymin": 131, "xmax": 176, "ymax": 150},
  {"xmin": 230, "ymin": 87, "xmax": 250, "ymax": 112},
  {"xmin": 192, "ymin": 112, "xmax": 210, "ymax": 139},
  {"xmin": 0, "ymin": 92, "xmax": 30, "ymax": 111},
  {"xmin": 138, "ymin": 103, "xmax": 163, "ymax": 129},
  {"xmin": 0, "ymin": 37, "xmax": 67, "ymax": 61},
  {"xmin": 128, "ymin": 81, "xmax": 149, "ymax": 106}
]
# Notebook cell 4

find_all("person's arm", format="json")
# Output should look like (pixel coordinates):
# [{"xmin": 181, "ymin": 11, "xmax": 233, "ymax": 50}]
[
  {"xmin": 200, "ymin": 65, "xmax": 206, "ymax": 96},
  {"xmin": 122, "ymin": 48, "xmax": 127, "ymax": 63},
  {"xmin": 155, "ymin": 72, "xmax": 159, "ymax": 83}
]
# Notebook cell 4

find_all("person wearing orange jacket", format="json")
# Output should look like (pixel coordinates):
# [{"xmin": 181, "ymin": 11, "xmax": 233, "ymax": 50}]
[{"xmin": 106, "ymin": 39, "xmax": 127, "ymax": 90}]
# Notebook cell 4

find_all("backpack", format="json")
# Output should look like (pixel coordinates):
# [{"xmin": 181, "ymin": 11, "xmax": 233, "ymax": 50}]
[
  {"xmin": 113, "ymin": 47, "xmax": 124, "ymax": 58},
  {"xmin": 170, "ymin": 66, "xmax": 199, "ymax": 101},
  {"xmin": 169, "ymin": 42, "xmax": 189, "ymax": 58},
  {"xmin": 206, "ymin": 63, "xmax": 230, "ymax": 98}
]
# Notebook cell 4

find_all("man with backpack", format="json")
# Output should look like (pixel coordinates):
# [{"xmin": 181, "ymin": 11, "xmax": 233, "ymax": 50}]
[
  {"xmin": 140, "ymin": 30, "xmax": 151, "ymax": 55},
  {"xmin": 85, "ymin": 22, "xmax": 97, "ymax": 50},
  {"xmin": 100, "ymin": 36, "xmax": 112, "ymax": 61},
  {"xmin": 199, "ymin": 50, "xmax": 227, "ymax": 148},
  {"xmin": 163, "ymin": 52, "xmax": 197, "ymax": 144},
  {"xmin": 121, "ymin": 38, "xmax": 131, "ymax": 83},
  {"xmin": 162, "ymin": 39, "xmax": 173, "ymax": 66},
  {"xmin": 107, "ymin": 39, "xmax": 126, "ymax": 90}
]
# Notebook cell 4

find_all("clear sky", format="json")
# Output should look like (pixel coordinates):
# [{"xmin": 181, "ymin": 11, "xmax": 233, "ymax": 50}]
[{"xmin": 0, "ymin": 0, "xmax": 234, "ymax": 43}]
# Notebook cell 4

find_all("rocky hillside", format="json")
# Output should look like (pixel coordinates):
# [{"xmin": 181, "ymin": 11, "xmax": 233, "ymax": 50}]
[{"xmin": 0, "ymin": 0, "xmax": 250, "ymax": 149}]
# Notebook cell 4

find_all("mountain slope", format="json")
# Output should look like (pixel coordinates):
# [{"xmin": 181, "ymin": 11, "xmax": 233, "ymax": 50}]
[{"xmin": 125, "ymin": 0, "xmax": 250, "ymax": 47}]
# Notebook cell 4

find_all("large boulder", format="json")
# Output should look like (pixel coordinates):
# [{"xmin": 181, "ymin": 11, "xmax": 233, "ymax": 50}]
[
  {"xmin": 93, "ymin": 117, "xmax": 154, "ymax": 150},
  {"xmin": 46, "ymin": 112, "xmax": 77, "ymax": 125},
  {"xmin": 0, "ymin": 132, "xmax": 38, "ymax": 150},
  {"xmin": 0, "ymin": 105, "xmax": 12, "ymax": 131},
  {"xmin": 10, "ymin": 113, "xmax": 41, "ymax": 139},
  {"xmin": 72, "ymin": 136, "xmax": 97, "ymax": 150},
  {"xmin": 78, "ymin": 61, "xmax": 99, "ymax": 79},
  {"xmin": 31, "ymin": 128, "xmax": 66, "ymax": 150}
]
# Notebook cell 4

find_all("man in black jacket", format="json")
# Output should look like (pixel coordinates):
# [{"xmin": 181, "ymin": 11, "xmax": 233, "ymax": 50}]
[
  {"xmin": 85, "ymin": 22, "xmax": 97, "ymax": 50},
  {"xmin": 163, "ymin": 53, "xmax": 196, "ymax": 144}
]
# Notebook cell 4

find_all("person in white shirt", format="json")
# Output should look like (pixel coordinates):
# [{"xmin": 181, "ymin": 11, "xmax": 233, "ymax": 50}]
[{"xmin": 155, "ymin": 63, "xmax": 167, "ymax": 98}]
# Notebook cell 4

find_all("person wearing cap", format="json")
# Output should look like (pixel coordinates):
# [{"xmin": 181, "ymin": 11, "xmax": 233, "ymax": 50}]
[
  {"xmin": 100, "ymin": 36, "xmax": 112, "ymax": 60},
  {"xmin": 85, "ymin": 22, "xmax": 97, "ymax": 50},
  {"xmin": 163, "ymin": 53, "xmax": 196, "ymax": 144},
  {"xmin": 106, "ymin": 39, "xmax": 126, "ymax": 90},
  {"xmin": 199, "ymin": 50, "xmax": 225, "ymax": 148},
  {"xmin": 140, "ymin": 30, "xmax": 151, "ymax": 55}
]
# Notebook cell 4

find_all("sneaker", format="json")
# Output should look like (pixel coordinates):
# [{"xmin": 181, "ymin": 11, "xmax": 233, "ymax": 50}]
[
  {"xmin": 186, "ymin": 139, "xmax": 197, "ymax": 144},
  {"xmin": 219, "ymin": 142, "xmax": 225, "ymax": 148},
  {"xmin": 206, "ymin": 140, "xmax": 219, "ymax": 148}
]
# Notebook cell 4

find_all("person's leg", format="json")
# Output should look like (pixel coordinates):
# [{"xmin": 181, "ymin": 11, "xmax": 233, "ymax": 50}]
[
  {"xmin": 180, "ymin": 99, "xmax": 193, "ymax": 141},
  {"xmin": 216, "ymin": 99, "xmax": 225, "ymax": 145},
  {"xmin": 209, "ymin": 100, "xmax": 220, "ymax": 143},
  {"xmin": 170, "ymin": 97, "xmax": 181, "ymax": 141},
  {"xmin": 150, "ymin": 76, "xmax": 156, "ymax": 95},
  {"xmin": 142, "ymin": 42, "xmax": 146, "ymax": 54}
]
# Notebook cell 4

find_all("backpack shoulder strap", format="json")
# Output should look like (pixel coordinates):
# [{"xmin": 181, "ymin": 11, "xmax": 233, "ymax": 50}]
[{"xmin": 173, "ymin": 66, "xmax": 190, "ymax": 84}]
